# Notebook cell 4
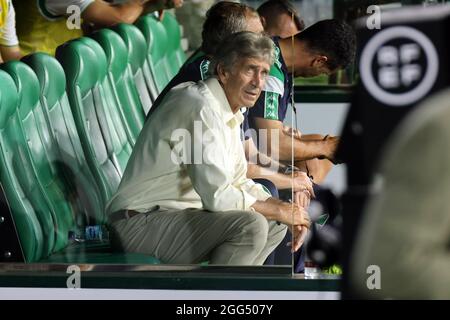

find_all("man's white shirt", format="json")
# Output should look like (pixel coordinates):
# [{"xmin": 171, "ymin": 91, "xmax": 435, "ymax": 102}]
[{"xmin": 106, "ymin": 77, "xmax": 271, "ymax": 215}]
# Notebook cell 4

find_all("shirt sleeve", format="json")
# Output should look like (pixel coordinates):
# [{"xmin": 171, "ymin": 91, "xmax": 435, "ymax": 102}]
[
  {"xmin": 235, "ymin": 176, "xmax": 272, "ymax": 203},
  {"xmin": 181, "ymin": 107, "xmax": 269, "ymax": 212},
  {"xmin": 250, "ymin": 90, "xmax": 281, "ymax": 121},
  {"xmin": 0, "ymin": 1, "xmax": 18, "ymax": 47},
  {"xmin": 45, "ymin": 0, "xmax": 95, "ymax": 16}
]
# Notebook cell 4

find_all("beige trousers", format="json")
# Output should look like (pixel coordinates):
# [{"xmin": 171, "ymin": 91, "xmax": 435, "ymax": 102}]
[{"xmin": 109, "ymin": 207, "xmax": 287, "ymax": 265}]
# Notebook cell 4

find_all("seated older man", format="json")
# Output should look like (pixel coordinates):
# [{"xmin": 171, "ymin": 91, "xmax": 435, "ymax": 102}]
[{"xmin": 106, "ymin": 32, "xmax": 310, "ymax": 265}]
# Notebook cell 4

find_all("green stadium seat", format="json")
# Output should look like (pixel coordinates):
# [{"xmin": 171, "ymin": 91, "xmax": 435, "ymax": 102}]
[
  {"xmin": 21, "ymin": 53, "xmax": 106, "ymax": 224},
  {"xmin": 0, "ymin": 62, "xmax": 77, "ymax": 261},
  {"xmin": 55, "ymin": 38, "xmax": 133, "ymax": 202},
  {"xmin": 76, "ymin": 36, "xmax": 138, "ymax": 145},
  {"xmin": 111, "ymin": 23, "xmax": 158, "ymax": 113},
  {"xmin": 135, "ymin": 14, "xmax": 172, "ymax": 92},
  {"xmin": 89, "ymin": 29, "xmax": 145, "ymax": 142},
  {"xmin": 0, "ymin": 61, "xmax": 160, "ymax": 265},
  {"xmin": 161, "ymin": 12, "xmax": 186, "ymax": 75},
  {"xmin": 0, "ymin": 69, "xmax": 47, "ymax": 262}
]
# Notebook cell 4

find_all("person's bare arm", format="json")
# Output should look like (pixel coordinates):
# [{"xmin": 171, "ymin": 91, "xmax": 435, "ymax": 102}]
[
  {"xmin": 244, "ymin": 138, "xmax": 314, "ymax": 194},
  {"xmin": 247, "ymin": 163, "xmax": 314, "ymax": 195},
  {"xmin": 0, "ymin": 45, "xmax": 21, "ymax": 62},
  {"xmin": 253, "ymin": 117, "xmax": 338, "ymax": 161},
  {"xmin": 143, "ymin": 0, "xmax": 184, "ymax": 13},
  {"xmin": 81, "ymin": 0, "xmax": 146, "ymax": 26},
  {"xmin": 251, "ymin": 197, "xmax": 310, "ymax": 227}
]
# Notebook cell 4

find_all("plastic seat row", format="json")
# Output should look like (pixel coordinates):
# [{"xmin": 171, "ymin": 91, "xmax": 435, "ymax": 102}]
[{"xmin": 0, "ymin": 13, "xmax": 186, "ymax": 263}]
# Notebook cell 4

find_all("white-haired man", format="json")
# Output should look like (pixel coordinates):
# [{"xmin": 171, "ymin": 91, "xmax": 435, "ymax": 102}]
[{"xmin": 106, "ymin": 32, "xmax": 310, "ymax": 265}]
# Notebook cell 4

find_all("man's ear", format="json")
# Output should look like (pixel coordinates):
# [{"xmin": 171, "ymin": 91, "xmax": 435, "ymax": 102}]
[
  {"xmin": 260, "ymin": 16, "xmax": 267, "ymax": 29},
  {"xmin": 312, "ymin": 55, "xmax": 328, "ymax": 67},
  {"xmin": 217, "ymin": 63, "xmax": 229, "ymax": 85}
]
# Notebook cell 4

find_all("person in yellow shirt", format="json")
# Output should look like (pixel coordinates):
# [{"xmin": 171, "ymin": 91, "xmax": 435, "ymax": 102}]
[
  {"xmin": 0, "ymin": 0, "xmax": 21, "ymax": 63},
  {"xmin": 13, "ymin": 0, "xmax": 183, "ymax": 56}
]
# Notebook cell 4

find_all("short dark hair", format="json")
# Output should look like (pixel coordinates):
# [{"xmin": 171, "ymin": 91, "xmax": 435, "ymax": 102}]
[
  {"xmin": 201, "ymin": 1, "xmax": 259, "ymax": 55},
  {"xmin": 257, "ymin": 0, "xmax": 305, "ymax": 32},
  {"xmin": 298, "ymin": 19, "xmax": 356, "ymax": 70}
]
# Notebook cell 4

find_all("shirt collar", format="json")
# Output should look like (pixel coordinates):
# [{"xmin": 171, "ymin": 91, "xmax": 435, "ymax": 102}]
[{"xmin": 204, "ymin": 77, "xmax": 244, "ymax": 129}]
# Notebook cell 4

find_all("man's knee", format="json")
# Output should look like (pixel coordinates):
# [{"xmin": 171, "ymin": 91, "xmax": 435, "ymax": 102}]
[
  {"xmin": 239, "ymin": 211, "xmax": 270, "ymax": 250},
  {"xmin": 269, "ymin": 222, "xmax": 288, "ymax": 245},
  {"xmin": 271, "ymin": 222, "xmax": 288, "ymax": 237}
]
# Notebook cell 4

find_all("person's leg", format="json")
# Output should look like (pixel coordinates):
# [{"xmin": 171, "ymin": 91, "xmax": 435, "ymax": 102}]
[
  {"xmin": 272, "ymin": 231, "xmax": 292, "ymax": 265},
  {"xmin": 253, "ymin": 221, "xmax": 287, "ymax": 265},
  {"xmin": 109, "ymin": 208, "xmax": 272, "ymax": 265},
  {"xmin": 294, "ymin": 246, "xmax": 306, "ymax": 273},
  {"xmin": 269, "ymin": 188, "xmax": 294, "ymax": 265},
  {"xmin": 253, "ymin": 178, "xmax": 279, "ymax": 265},
  {"xmin": 266, "ymin": 229, "xmax": 306, "ymax": 272}
]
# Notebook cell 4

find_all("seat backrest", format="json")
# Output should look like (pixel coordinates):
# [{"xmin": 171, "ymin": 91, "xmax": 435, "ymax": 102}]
[
  {"xmin": 55, "ymin": 38, "xmax": 133, "ymax": 203},
  {"xmin": 111, "ymin": 23, "xmax": 158, "ymax": 113},
  {"xmin": 0, "ymin": 63, "xmax": 77, "ymax": 261},
  {"xmin": 135, "ymin": 14, "xmax": 172, "ymax": 93},
  {"xmin": 0, "ymin": 69, "xmax": 45, "ymax": 262},
  {"xmin": 22, "ymin": 53, "xmax": 106, "ymax": 224},
  {"xmin": 89, "ymin": 29, "xmax": 145, "ymax": 142},
  {"xmin": 76, "ymin": 36, "xmax": 137, "ymax": 146},
  {"xmin": 162, "ymin": 12, "xmax": 186, "ymax": 76}
]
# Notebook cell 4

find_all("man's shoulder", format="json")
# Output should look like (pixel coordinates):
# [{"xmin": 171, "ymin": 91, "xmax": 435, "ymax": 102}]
[
  {"xmin": 271, "ymin": 40, "xmax": 283, "ymax": 73},
  {"xmin": 152, "ymin": 80, "xmax": 219, "ymax": 129},
  {"xmin": 165, "ymin": 81, "xmax": 210, "ymax": 109},
  {"xmin": 263, "ymin": 39, "xmax": 285, "ymax": 95}
]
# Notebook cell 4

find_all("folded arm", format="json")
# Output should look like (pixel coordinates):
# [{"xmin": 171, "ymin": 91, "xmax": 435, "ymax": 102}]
[{"xmin": 253, "ymin": 117, "xmax": 338, "ymax": 162}]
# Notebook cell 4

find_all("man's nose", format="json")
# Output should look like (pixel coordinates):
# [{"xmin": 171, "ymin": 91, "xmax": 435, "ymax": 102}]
[{"xmin": 251, "ymin": 72, "xmax": 265, "ymax": 88}]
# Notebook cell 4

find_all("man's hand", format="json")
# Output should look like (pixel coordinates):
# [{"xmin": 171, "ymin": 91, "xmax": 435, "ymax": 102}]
[
  {"xmin": 251, "ymin": 198, "xmax": 310, "ymax": 228},
  {"xmin": 292, "ymin": 171, "xmax": 315, "ymax": 197},
  {"xmin": 294, "ymin": 189, "xmax": 311, "ymax": 209},
  {"xmin": 277, "ymin": 201, "xmax": 311, "ymax": 228},
  {"xmin": 282, "ymin": 126, "xmax": 302, "ymax": 139},
  {"xmin": 287, "ymin": 225, "xmax": 308, "ymax": 252}
]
